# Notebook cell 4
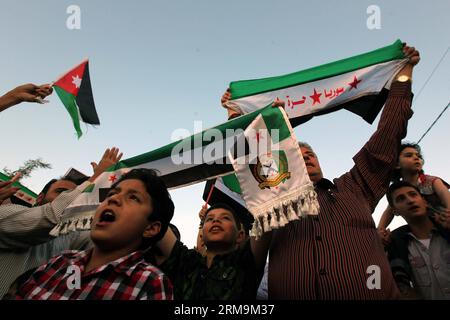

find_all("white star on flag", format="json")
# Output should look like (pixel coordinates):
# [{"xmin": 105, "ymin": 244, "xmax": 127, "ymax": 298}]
[{"xmin": 72, "ymin": 75, "xmax": 82, "ymax": 88}]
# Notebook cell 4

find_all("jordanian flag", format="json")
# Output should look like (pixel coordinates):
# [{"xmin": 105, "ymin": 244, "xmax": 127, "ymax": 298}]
[
  {"xmin": 226, "ymin": 39, "xmax": 407, "ymax": 126},
  {"xmin": 53, "ymin": 59, "xmax": 100, "ymax": 138},
  {"xmin": 0, "ymin": 172, "xmax": 38, "ymax": 207}
]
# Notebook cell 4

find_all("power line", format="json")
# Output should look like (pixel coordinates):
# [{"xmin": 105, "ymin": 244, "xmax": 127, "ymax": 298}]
[
  {"xmin": 413, "ymin": 45, "xmax": 450, "ymax": 103},
  {"xmin": 417, "ymin": 100, "xmax": 450, "ymax": 144},
  {"xmin": 411, "ymin": 45, "xmax": 450, "ymax": 143}
]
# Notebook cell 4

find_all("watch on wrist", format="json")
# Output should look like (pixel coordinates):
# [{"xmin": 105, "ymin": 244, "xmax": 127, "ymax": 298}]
[{"xmin": 397, "ymin": 75, "xmax": 411, "ymax": 83}]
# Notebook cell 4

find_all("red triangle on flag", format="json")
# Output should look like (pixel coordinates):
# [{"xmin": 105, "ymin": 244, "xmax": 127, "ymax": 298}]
[{"xmin": 54, "ymin": 59, "xmax": 88, "ymax": 96}]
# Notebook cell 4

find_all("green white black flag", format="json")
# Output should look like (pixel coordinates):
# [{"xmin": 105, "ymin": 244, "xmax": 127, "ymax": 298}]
[{"xmin": 225, "ymin": 39, "xmax": 407, "ymax": 126}]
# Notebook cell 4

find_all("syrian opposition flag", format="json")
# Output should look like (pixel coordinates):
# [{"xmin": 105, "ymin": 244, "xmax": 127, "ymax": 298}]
[
  {"xmin": 50, "ymin": 40, "xmax": 405, "ymax": 235},
  {"xmin": 53, "ymin": 59, "xmax": 100, "ymax": 138},
  {"xmin": 228, "ymin": 106, "xmax": 319, "ymax": 239},
  {"xmin": 205, "ymin": 40, "xmax": 408, "ymax": 206},
  {"xmin": 50, "ymin": 105, "xmax": 272, "ymax": 236},
  {"xmin": 0, "ymin": 172, "xmax": 38, "ymax": 207},
  {"xmin": 225, "ymin": 39, "xmax": 407, "ymax": 126}
]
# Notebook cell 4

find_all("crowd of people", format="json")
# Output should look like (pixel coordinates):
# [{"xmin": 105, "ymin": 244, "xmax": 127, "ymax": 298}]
[{"xmin": 1, "ymin": 43, "xmax": 450, "ymax": 300}]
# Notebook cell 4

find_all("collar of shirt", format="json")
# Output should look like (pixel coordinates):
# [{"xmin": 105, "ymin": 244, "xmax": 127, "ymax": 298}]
[
  {"xmin": 202, "ymin": 241, "xmax": 250, "ymax": 269},
  {"xmin": 393, "ymin": 221, "xmax": 446, "ymax": 241},
  {"xmin": 68, "ymin": 249, "xmax": 146, "ymax": 277},
  {"xmin": 407, "ymin": 228, "xmax": 438, "ymax": 242},
  {"xmin": 315, "ymin": 178, "xmax": 336, "ymax": 190}
]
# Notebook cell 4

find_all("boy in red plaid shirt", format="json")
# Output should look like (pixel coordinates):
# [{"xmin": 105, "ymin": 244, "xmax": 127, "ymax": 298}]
[{"xmin": 14, "ymin": 169, "xmax": 174, "ymax": 300}]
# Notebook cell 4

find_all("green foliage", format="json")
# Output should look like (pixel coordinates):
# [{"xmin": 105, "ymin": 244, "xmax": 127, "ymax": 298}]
[{"xmin": 3, "ymin": 158, "xmax": 52, "ymax": 180}]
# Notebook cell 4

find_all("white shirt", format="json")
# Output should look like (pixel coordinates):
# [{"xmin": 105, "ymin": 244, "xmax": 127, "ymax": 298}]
[{"xmin": 0, "ymin": 181, "xmax": 92, "ymax": 297}]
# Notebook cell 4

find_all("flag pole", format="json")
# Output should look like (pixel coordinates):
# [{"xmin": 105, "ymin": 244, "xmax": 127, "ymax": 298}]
[
  {"xmin": 204, "ymin": 181, "xmax": 215, "ymax": 208},
  {"xmin": 35, "ymin": 81, "xmax": 54, "ymax": 104}
]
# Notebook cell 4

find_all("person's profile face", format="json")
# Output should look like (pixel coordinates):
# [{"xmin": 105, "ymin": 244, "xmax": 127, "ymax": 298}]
[
  {"xmin": 300, "ymin": 147, "xmax": 323, "ymax": 183},
  {"xmin": 43, "ymin": 180, "xmax": 77, "ymax": 203},
  {"xmin": 398, "ymin": 147, "xmax": 423, "ymax": 173}
]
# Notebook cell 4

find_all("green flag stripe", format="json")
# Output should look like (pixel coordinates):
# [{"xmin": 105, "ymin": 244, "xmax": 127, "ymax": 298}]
[
  {"xmin": 261, "ymin": 107, "xmax": 291, "ymax": 144},
  {"xmin": 0, "ymin": 172, "xmax": 38, "ymax": 198},
  {"xmin": 222, "ymin": 174, "xmax": 242, "ymax": 194},
  {"xmin": 230, "ymin": 39, "xmax": 405, "ymax": 99},
  {"xmin": 82, "ymin": 184, "xmax": 95, "ymax": 193},
  {"xmin": 220, "ymin": 109, "xmax": 290, "ymax": 193},
  {"xmin": 107, "ymin": 104, "xmax": 274, "ymax": 171},
  {"xmin": 54, "ymin": 86, "xmax": 83, "ymax": 138}
]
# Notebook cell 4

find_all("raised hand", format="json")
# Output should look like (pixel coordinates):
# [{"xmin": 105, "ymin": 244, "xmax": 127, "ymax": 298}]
[
  {"xmin": 0, "ymin": 173, "xmax": 21, "ymax": 204},
  {"xmin": 434, "ymin": 209, "xmax": 450, "ymax": 230},
  {"xmin": 89, "ymin": 147, "xmax": 123, "ymax": 182}
]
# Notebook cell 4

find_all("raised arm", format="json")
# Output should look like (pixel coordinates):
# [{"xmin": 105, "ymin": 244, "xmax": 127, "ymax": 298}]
[
  {"xmin": 0, "ymin": 83, "xmax": 52, "ymax": 112},
  {"xmin": 0, "ymin": 174, "xmax": 21, "ymax": 205},
  {"xmin": 433, "ymin": 178, "xmax": 450, "ymax": 210},
  {"xmin": 0, "ymin": 181, "xmax": 91, "ymax": 249},
  {"xmin": 154, "ymin": 226, "xmax": 178, "ymax": 263},
  {"xmin": 250, "ymin": 231, "xmax": 272, "ymax": 275},
  {"xmin": 0, "ymin": 147, "xmax": 123, "ymax": 249},
  {"xmin": 378, "ymin": 205, "xmax": 395, "ymax": 230},
  {"xmin": 347, "ymin": 44, "xmax": 420, "ymax": 212}
]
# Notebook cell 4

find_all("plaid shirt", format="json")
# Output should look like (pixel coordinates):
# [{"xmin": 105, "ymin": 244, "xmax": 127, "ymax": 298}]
[{"xmin": 15, "ymin": 249, "xmax": 173, "ymax": 300}]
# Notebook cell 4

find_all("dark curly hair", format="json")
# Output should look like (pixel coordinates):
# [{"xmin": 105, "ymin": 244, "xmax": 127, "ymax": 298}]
[{"xmin": 392, "ymin": 142, "xmax": 424, "ymax": 182}]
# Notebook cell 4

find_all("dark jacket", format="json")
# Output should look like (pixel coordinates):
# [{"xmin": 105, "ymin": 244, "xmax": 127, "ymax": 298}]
[{"xmin": 386, "ymin": 218, "xmax": 450, "ymax": 294}]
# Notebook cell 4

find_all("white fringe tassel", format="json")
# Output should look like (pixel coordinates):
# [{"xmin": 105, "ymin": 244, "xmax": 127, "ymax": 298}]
[
  {"xmin": 49, "ymin": 212, "xmax": 94, "ymax": 237},
  {"xmin": 250, "ymin": 183, "xmax": 319, "ymax": 240}
]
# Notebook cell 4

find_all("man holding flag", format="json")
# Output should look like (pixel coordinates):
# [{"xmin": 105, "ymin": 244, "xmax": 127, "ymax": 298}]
[{"xmin": 221, "ymin": 43, "xmax": 420, "ymax": 299}]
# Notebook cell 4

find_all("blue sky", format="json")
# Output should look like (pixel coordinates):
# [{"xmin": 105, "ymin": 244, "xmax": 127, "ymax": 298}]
[{"xmin": 1, "ymin": 0, "xmax": 449, "ymax": 247}]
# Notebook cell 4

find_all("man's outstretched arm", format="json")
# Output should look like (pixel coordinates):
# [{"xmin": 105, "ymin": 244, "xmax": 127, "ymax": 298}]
[{"xmin": 0, "ymin": 84, "xmax": 52, "ymax": 112}]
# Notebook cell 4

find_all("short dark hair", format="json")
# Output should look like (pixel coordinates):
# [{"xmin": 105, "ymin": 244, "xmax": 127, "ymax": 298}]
[
  {"xmin": 39, "ymin": 179, "xmax": 58, "ymax": 196},
  {"xmin": 204, "ymin": 203, "xmax": 242, "ymax": 230},
  {"xmin": 111, "ymin": 169, "xmax": 174, "ymax": 249},
  {"xmin": 399, "ymin": 142, "xmax": 423, "ymax": 160},
  {"xmin": 387, "ymin": 181, "xmax": 422, "ymax": 207},
  {"xmin": 169, "ymin": 223, "xmax": 181, "ymax": 241},
  {"xmin": 39, "ymin": 176, "xmax": 79, "ymax": 196}
]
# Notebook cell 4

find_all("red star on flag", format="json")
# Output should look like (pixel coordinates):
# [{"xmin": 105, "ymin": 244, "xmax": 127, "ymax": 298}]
[
  {"xmin": 348, "ymin": 76, "xmax": 362, "ymax": 90},
  {"xmin": 310, "ymin": 88, "xmax": 322, "ymax": 105},
  {"xmin": 108, "ymin": 175, "xmax": 117, "ymax": 183}
]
